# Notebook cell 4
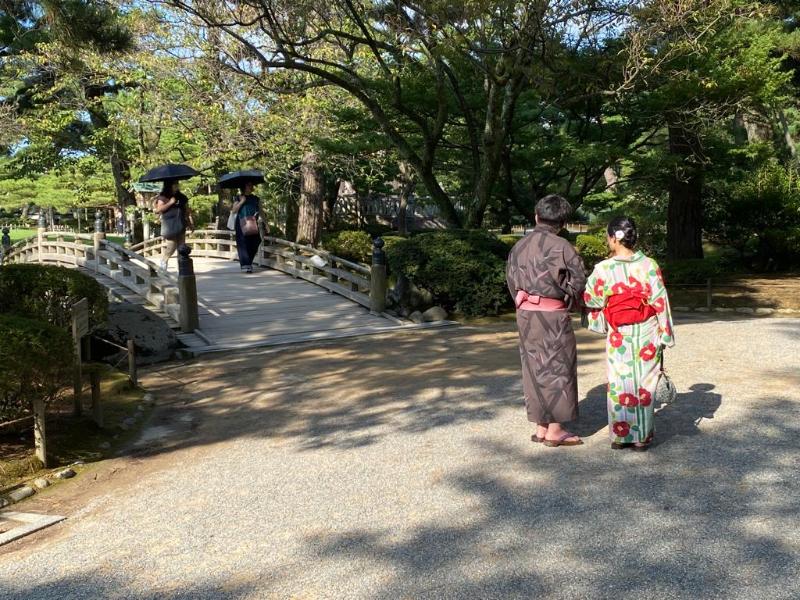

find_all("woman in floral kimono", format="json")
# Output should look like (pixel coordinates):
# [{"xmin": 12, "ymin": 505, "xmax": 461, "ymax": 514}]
[{"xmin": 584, "ymin": 217, "xmax": 675, "ymax": 451}]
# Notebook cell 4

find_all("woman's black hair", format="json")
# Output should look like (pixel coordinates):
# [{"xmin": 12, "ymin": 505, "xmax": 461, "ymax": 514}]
[
  {"xmin": 607, "ymin": 216, "xmax": 638, "ymax": 249},
  {"xmin": 535, "ymin": 194, "xmax": 573, "ymax": 226},
  {"xmin": 160, "ymin": 180, "xmax": 177, "ymax": 196}
]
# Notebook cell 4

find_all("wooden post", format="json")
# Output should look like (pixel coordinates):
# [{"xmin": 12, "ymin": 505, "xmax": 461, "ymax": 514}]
[
  {"xmin": 127, "ymin": 339, "xmax": 137, "ymax": 386},
  {"xmin": 33, "ymin": 397, "xmax": 47, "ymax": 467},
  {"xmin": 90, "ymin": 369, "xmax": 103, "ymax": 428},
  {"xmin": 1, "ymin": 227, "xmax": 11, "ymax": 263},
  {"xmin": 37, "ymin": 214, "xmax": 46, "ymax": 263},
  {"xmin": 177, "ymin": 244, "xmax": 200, "ymax": 332},
  {"xmin": 706, "ymin": 278, "xmax": 713, "ymax": 311},
  {"xmin": 71, "ymin": 298, "xmax": 89, "ymax": 417},
  {"xmin": 370, "ymin": 237, "xmax": 387, "ymax": 314},
  {"xmin": 93, "ymin": 209, "xmax": 106, "ymax": 271}
]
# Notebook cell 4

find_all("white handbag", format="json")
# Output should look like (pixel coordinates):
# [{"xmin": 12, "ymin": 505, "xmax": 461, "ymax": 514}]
[{"xmin": 226, "ymin": 210, "xmax": 237, "ymax": 230}]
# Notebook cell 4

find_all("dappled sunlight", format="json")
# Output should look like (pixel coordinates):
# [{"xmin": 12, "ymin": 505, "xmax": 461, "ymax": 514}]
[{"xmin": 290, "ymin": 395, "xmax": 799, "ymax": 598}]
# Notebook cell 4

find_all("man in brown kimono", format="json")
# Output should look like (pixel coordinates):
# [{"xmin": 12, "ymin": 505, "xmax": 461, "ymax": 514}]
[{"xmin": 506, "ymin": 195, "xmax": 587, "ymax": 447}]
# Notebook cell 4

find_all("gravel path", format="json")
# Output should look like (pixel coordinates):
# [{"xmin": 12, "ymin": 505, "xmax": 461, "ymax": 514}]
[{"xmin": 1, "ymin": 316, "xmax": 798, "ymax": 599}]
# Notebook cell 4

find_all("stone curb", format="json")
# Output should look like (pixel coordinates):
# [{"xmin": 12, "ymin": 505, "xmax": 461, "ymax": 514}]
[
  {"xmin": 0, "ymin": 465, "xmax": 81, "ymax": 509},
  {"xmin": 0, "ymin": 392, "xmax": 157, "ymax": 510}
]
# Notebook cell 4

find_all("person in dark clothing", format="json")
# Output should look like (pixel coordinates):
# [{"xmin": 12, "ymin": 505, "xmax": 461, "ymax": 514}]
[
  {"xmin": 231, "ymin": 181, "xmax": 266, "ymax": 273},
  {"xmin": 506, "ymin": 194, "xmax": 587, "ymax": 447}
]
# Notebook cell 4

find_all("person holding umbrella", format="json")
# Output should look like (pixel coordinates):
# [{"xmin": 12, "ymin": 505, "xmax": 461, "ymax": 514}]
[
  {"xmin": 220, "ymin": 170, "xmax": 268, "ymax": 273},
  {"xmin": 140, "ymin": 164, "xmax": 200, "ymax": 271}
]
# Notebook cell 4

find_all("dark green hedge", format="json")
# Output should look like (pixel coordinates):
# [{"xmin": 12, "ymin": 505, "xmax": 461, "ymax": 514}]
[
  {"xmin": 575, "ymin": 232, "xmax": 609, "ymax": 271},
  {"xmin": 0, "ymin": 264, "xmax": 108, "ymax": 329},
  {"xmin": 0, "ymin": 314, "xmax": 74, "ymax": 421},
  {"xmin": 386, "ymin": 230, "xmax": 512, "ymax": 316},
  {"xmin": 321, "ymin": 230, "xmax": 373, "ymax": 263}
]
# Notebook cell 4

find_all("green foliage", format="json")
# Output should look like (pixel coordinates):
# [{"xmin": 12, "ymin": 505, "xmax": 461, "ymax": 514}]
[
  {"xmin": 757, "ymin": 227, "xmax": 800, "ymax": 270},
  {"xmin": 188, "ymin": 194, "xmax": 217, "ymax": 229},
  {"xmin": 705, "ymin": 160, "xmax": 800, "ymax": 268},
  {"xmin": 321, "ymin": 230, "xmax": 373, "ymax": 264},
  {"xmin": 386, "ymin": 230, "xmax": 511, "ymax": 316},
  {"xmin": 0, "ymin": 314, "xmax": 74, "ymax": 421},
  {"xmin": 575, "ymin": 232, "xmax": 609, "ymax": 271},
  {"xmin": 497, "ymin": 234, "xmax": 520, "ymax": 252},
  {"xmin": 0, "ymin": 264, "xmax": 108, "ymax": 329},
  {"xmin": 660, "ymin": 258, "xmax": 727, "ymax": 285}
]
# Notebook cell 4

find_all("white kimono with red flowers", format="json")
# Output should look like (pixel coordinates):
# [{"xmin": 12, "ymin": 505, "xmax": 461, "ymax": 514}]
[{"xmin": 584, "ymin": 252, "xmax": 675, "ymax": 444}]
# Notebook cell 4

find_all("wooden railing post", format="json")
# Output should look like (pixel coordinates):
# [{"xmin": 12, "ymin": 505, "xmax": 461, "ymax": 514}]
[
  {"xmin": 93, "ymin": 209, "xmax": 106, "ymax": 271},
  {"xmin": 90, "ymin": 369, "xmax": 103, "ymax": 428},
  {"xmin": 370, "ymin": 237, "xmax": 387, "ymax": 314},
  {"xmin": 177, "ymin": 244, "xmax": 200, "ymax": 332},
  {"xmin": 127, "ymin": 339, "xmax": 137, "ymax": 386},
  {"xmin": 706, "ymin": 278, "xmax": 713, "ymax": 311},
  {"xmin": 0, "ymin": 227, "xmax": 10, "ymax": 263},
  {"xmin": 37, "ymin": 214, "xmax": 46, "ymax": 263}
]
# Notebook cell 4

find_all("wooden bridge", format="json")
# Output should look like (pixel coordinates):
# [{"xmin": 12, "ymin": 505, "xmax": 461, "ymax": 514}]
[{"xmin": 3, "ymin": 229, "xmax": 408, "ymax": 354}]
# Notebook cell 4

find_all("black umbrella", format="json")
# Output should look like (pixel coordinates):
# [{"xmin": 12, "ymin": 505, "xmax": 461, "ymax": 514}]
[
  {"xmin": 218, "ymin": 169, "xmax": 266, "ymax": 189},
  {"xmin": 139, "ymin": 163, "xmax": 200, "ymax": 183}
]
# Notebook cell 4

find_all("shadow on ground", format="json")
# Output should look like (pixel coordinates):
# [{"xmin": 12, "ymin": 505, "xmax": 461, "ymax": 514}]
[
  {"xmin": 297, "ymin": 396, "xmax": 798, "ymax": 598},
  {"xmin": 132, "ymin": 325, "xmax": 605, "ymax": 457},
  {"xmin": 570, "ymin": 382, "xmax": 723, "ymax": 442}
]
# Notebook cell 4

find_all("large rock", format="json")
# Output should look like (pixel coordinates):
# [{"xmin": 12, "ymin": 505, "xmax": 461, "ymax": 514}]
[
  {"xmin": 423, "ymin": 306, "xmax": 448, "ymax": 322},
  {"xmin": 8, "ymin": 486, "xmax": 35, "ymax": 502},
  {"xmin": 96, "ymin": 303, "xmax": 179, "ymax": 365},
  {"xmin": 390, "ymin": 275, "xmax": 433, "ymax": 311},
  {"xmin": 409, "ymin": 311, "xmax": 424, "ymax": 324}
]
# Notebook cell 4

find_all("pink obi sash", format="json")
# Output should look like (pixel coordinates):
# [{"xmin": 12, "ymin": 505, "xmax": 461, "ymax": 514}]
[{"xmin": 515, "ymin": 290, "xmax": 567, "ymax": 312}]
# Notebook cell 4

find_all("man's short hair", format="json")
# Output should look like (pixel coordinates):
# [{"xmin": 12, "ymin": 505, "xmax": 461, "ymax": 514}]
[{"xmin": 535, "ymin": 194, "xmax": 572, "ymax": 226}]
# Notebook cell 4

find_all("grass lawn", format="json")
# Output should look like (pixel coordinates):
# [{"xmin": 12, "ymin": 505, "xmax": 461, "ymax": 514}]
[
  {"xmin": 7, "ymin": 228, "xmax": 36, "ymax": 242},
  {"xmin": 0, "ymin": 365, "xmax": 149, "ymax": 491}
]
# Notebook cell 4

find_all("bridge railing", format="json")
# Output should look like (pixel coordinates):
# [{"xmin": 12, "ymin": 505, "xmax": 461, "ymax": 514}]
[
  {"xmin": 4, "ymin": 232, "xmax": 183, "ymax": 323},
  {"xmin": 131, "ymin": 229, "xmax": 380, "ymax": 311},
  {"xmin": 9, "ymin": 228, "xmax": 387, "ymax": 318}
]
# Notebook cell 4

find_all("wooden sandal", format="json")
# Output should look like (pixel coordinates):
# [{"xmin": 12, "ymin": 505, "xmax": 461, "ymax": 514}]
[{"xmin": 544, "ymin": 432, "xmax": 583, "ymax": 447}]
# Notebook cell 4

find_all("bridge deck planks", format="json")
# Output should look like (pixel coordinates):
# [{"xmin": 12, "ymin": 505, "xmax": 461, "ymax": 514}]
[{"xmin": 186, "ymin": 258, "xmax": 401, "ymax": 350}]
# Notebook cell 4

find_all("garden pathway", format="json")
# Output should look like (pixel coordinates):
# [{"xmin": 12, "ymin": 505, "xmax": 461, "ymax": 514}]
[{"xmin": 0, "ymin": 315, "xmax": 798, "ymax": 599}]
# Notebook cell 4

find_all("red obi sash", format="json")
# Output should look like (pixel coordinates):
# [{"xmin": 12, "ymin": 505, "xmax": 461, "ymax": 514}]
[{"xmin": 603, "ymin": 290, "xmax": 656, "ymax": 330}]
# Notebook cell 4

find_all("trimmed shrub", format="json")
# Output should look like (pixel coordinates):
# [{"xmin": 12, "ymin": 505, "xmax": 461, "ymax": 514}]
[
  {"xmin": 498, "ymin": 234, "xmax": 520, "ymax": 253},
  {"xmin": 0, "ymin": 264, "xmax": 108, "ymax": 329},
  {"xmin": 660, "ymin": 259, "xmax": 725, "ymax": 285},
  {"xmin": 386, "ymin": 230, "xmax": 511, "ymax": 316},
  {"xmin": 0, "ymin": 314, "xmax": 74, "ymax": 421},
  {"xmin": 576, "ymin": 232, "xmax": 609, "ymax": 271},
  {"xmin": 756, "ymin": 227, "xmax": 800, "ymax": 270},
  {"xmin": 321, "ymin": 230, "xmax": 373, "ymax": 263}
]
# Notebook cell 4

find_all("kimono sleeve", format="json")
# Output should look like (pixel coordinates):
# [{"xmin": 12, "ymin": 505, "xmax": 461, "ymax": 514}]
[
  {"xmin": 584, "ymin": 263, "xmax": 609, "ymax": 335},
  {"xmin": 647, "ymin": 260, "xmax": 675, "ymax": 348},
  {"xmin": 505, "ymin": 245, "xmax": 519, "ymax": 300},
  {"xmin": 561, "ymin": 243, "xmax": 587, "ymax": 312}
]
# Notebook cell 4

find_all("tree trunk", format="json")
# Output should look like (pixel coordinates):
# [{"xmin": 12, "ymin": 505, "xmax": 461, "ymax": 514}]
[
  {"xmin": 667, "ymin": 126, "xmax": 704, "ymax": 260},
  {"xmin": 419, "ymin": 166, "xmax": 461, "ymax": 227},
  {"xmin": 110, "ymin": 150, "xmax": 134, "ymax": 213},
  {"xmin": 604, "ymin": 166, "xmax": 619, "ymax": 191},
  {"xmin": 777, "ymin": 108, "xmax": 797, "ymax": 158},
  {"xmin": 397, "ymin": 161, "xmax": 416, "ymax": 236},
  {"xmin": 322, "ymin": 176, "xmax": 339, "ymax": 231},
  {"xmin": 296, "ymin": 152, "xmax": 324, "ymax": 246}
]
